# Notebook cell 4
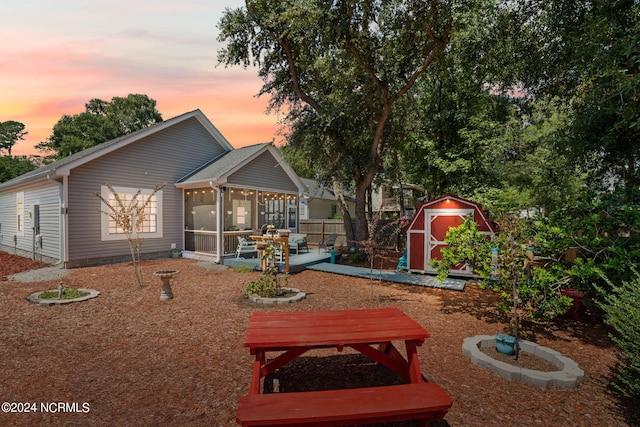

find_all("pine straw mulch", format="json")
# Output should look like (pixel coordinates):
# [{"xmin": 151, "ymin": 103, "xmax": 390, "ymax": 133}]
[{"xmin": 0, "ymin": 251, "xmax": 637, "ymax": 427}]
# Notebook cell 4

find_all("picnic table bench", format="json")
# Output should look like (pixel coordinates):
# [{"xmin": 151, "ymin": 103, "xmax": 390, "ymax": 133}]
[
  {"xmin": 236, "ymin": 382, "xmax": 452, "ymax": 427},
  {"xmin": 236, "ymin": 308, "xmax": 453, "ymax": 427}
]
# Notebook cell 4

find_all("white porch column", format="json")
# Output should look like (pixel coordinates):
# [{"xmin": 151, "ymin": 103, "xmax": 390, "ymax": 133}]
[{"xmin": 215, "ymin": 184, "xmax": 225, "ymax": 263}]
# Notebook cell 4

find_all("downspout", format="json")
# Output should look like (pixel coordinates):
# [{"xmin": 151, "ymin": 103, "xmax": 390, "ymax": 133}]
[
  {"xmin": 61, "ymin": 175, "xmax": 69, "ymax": 266},
  {"xmin": 47, "ymin": 174, "xmax": 65, "ymax": 265}
]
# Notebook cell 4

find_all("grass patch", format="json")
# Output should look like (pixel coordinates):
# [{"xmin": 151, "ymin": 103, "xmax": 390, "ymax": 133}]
[
  {"xmin": 231, "ymin": 265, "xmax": 256, "ymax": 273},
  {"xmin": 40, "ymin": 288, "xmax": 89, "ymax": 300}
]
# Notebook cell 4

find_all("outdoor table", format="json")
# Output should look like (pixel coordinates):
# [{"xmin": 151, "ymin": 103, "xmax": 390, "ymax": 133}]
[
  {"xmin": 249, "ymin": 235, "xmax": 290, "ymax": 272},
  {"xmin": 243, "ymin": 307, "xmax": 430, "ymax": 395}
]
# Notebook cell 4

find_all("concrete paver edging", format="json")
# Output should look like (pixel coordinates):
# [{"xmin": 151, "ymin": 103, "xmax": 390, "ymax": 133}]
[
  {"xmin": 27, "ymin": 288, "xmax": 100, "ymax": 305},
  {"xmin": 462, "ymin": 335, "xmax": 584, "ymax": 388},
  {"xmin": 248, "ymin": 288, "xmax": 306, "ymax": 305}
]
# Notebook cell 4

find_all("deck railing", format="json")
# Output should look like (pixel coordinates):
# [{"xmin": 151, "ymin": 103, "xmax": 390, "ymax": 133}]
[{"xmin": 184, "ymin": 230, "xmax": 254, "ymax": 256}]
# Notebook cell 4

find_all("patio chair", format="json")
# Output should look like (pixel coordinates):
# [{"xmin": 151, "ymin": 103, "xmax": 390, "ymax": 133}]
[
  {"xmin": 318, "ymin": 233, "xmax": 338, "ymax": 253},
  {"xmin": 236, "ymin": 237, "xmax": 258, "ymax": 258},
  {"xmin": 288, "ymin": 234, "xmax": 309, "ymax": 254}
]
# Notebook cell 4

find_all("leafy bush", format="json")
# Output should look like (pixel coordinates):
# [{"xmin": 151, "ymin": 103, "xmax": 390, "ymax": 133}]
[
  {"xmin": 432, "ymin": 216, "xmax": 492, "ymax": 282},
  {"xmin": 242, "ymin": 275, "xmax": 278, "ymax": 298},
  {"xmin": 598, "ymin": 269, "xmax": 640, "ymax": 400},
  {"xmin": 434, "ymin": 215, "xmax": 573, "ymax": 327},
  {"xmin": 241, "ymin": 243, "xmax": 288, "ymax": 298},
  {"xmin": 543, "ymin": 189, "xmax": 640, "ymax": 294}
]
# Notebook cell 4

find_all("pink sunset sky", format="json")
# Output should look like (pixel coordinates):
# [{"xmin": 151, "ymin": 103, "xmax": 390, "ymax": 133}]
[{"xmin": 0, "ymin": 0, "xmax": 282, "ymax": 157}]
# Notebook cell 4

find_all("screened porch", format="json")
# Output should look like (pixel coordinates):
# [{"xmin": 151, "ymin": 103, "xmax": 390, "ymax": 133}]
[{"xmin": 183, "ymin": 186, "xmax": 299, "ymax": 257}]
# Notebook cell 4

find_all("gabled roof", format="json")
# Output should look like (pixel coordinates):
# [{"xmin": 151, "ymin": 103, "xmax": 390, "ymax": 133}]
[
  {"xmin": 177, "ymin": 143, "xmax": 267, "ymax": 184},
  {"xmin": 407, "ymin": 194, "xmax": 496, "ymax": 233},
  {"xmin": 176, "ymin": 143, "xmax": 306, "ymax": 193},
  {"xmin": 0, "ymin": 110, "xmax": 232, "ymax": 191}
]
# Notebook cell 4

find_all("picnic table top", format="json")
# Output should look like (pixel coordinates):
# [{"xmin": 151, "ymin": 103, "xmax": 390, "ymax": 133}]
[{"xmin": 243, "ymin": 307, "xmax": 429, "ymax": 350}]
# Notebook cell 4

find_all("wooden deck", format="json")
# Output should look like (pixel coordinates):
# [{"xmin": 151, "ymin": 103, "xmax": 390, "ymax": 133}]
[{"xmin": 223, "ymin": 250, "xmax": 332, "ymax": 273}]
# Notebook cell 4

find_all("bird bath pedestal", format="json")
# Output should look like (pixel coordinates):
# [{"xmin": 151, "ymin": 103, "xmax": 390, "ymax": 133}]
[{"xmin": 154, "ymin": 270, "xmax": 180, "ymax": 301}]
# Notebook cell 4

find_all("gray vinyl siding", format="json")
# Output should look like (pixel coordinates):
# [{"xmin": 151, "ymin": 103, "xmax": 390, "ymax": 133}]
[
  {"xmin": 0, "ymin": 182, "xmax": 61, "ymax": 260},
  {"xmin": 66, "ymin": 118, "xmax": 227, "ymax": 263},
  {"xmin": 228, "ymin": 151, "xmax": 298, "ymax": 192},
  {"xmin": 0, "ymin": 192, "xmax": 17, "ymax": 249}
]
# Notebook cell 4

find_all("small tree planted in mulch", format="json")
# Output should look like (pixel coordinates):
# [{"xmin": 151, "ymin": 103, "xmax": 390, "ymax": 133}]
[
  {"xmin": 434, "ymin": 214, "xmax": 573, "ymax": 359},
  {"xmin": 241, "ymin": 243, "xmax": 288, "ymax": 298},
  {"xmin": 96, "ymin": 183, "xmax": 165, "ymax": 288}
]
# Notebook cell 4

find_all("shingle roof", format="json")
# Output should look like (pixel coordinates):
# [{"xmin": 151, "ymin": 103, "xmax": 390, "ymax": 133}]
[
  {"xmin": 0, "ymin": 110, "xmax": 226, "ymax": 191},
  {"xmin": 177, "ymin": 143, "xmax": 269, "ymax": 184},
  {"xmin": 300, "ymin": 177, "xmax": 355, "ymax": 201}
]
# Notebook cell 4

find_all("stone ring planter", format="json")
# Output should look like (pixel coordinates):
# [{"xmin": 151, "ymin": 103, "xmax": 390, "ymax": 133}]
[
  {"xmin": 247, "ymin": 287, "xmax": 306, "ymax": 305},
  {"xmin": 462, "ymin": 335, "xmax": 584, "ymax": 388},
  {"xmin": 27, "ymin": 288, "xmax": 100, "ymax": 305}
]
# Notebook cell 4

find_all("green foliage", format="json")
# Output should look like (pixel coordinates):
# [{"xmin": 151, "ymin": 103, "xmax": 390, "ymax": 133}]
[
  {"xmin": 484, "ymin": 216, "xmax": 573, "ymax": 324},
  {"xmin": 278, "ymin": 145, "xmax": 317, "ymax": 179},
  {"xmin": 435, "ymin": 214, "xmax": 573, "ymax": 331},
  {"xmin": 218, "ymin": 0, "xmax": 456, "ymax": 245},
  {"xmin": 241, "ymin": 243, "xmax": 288, "ymax": 298},
  {"xmin": 348, "ymin": 252, "xmax": 364, "ymax": 263},
  {"xmin": 40, "ymin": 288, "xmax": 88, "ymax": 300},
  {"xmin": 0, "ymin": 120, "xmax": 28, "ymax": 156},
  {"xmin": 0, "ymin": 155, "xmax": 37, "ymax": 183},
  {"xmin": 242, "ymin": 275, "xmax": 279, "ymax": 298},
  {"xmin": 598, "ymin": 269, "xmax": 640, "ymax": 400},
  {"xmin": 542, "ymin": 189, "xmax": 640, "ymax": 293},
  {"xmin": 37, "ymin": 94, "xmax": 162, "ymax": 160},
  {"xmin": 432, "ymin": 216, "xmax": 493, "ymax": 282},
  {"xmin": 231, "ymin": 265, "xmax": 255, "ymax": 273}
]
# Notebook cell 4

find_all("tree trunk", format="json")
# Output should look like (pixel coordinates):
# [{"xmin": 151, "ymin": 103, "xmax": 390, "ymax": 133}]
[{"xmin": 332, "ymin": 178, "xmax": 356, "ymax": 247}]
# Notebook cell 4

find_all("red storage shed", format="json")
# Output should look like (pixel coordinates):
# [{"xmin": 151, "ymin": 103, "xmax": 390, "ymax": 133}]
[{"xmin": 405, "ymin": 194, "xmax": 495, "ymax": 277}]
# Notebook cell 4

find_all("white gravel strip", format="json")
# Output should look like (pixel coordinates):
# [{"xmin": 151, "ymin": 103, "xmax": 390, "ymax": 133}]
[{"xmin": 8, "ymin": 265, "xmax": 69, "ymax": 283}]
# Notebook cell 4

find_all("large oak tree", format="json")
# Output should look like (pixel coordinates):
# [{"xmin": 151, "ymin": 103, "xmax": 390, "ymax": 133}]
[{"xmin": 218, "ymin": 0, "xmax": 456, "ymax": 244}]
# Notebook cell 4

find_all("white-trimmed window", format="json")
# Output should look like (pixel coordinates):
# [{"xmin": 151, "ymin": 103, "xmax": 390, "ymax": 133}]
[
  {"xmin": 16, "ymin": 192, "xmax": 25, "ymax": 236},
  {"xmin": 100, "ymin": 186, "xmax": 163, "ymax": 241}
]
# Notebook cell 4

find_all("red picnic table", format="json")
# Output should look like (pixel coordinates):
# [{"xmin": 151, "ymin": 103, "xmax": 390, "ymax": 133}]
[{"xmin": 236, "ymin": 308, "xmax": 453, "ymax": 427}]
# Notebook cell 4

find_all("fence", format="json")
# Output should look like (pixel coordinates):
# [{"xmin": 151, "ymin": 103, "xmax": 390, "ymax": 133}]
[{"xmin": 299, "ymin": 219, "xmax": 404, "ymax": 250}]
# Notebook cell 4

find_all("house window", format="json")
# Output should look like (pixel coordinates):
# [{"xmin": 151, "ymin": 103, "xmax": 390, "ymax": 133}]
[
  {"xmin": 100, "ymin": 186, "xmax": 163, "ymax": 241},
  {"xmin": 16, "ymin": 192, "xmax": 24, "ymax": 235}
]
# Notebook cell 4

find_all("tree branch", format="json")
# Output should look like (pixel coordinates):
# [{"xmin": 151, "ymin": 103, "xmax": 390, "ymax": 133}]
[{"xmin": 275, "ymin": 34, "xmax": 324, "ymax": 114}]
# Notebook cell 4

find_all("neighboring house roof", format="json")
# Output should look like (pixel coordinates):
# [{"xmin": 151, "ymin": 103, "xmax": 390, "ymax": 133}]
[
  {"xmin": 0, "ymin": 110, "xmax": 232, "ymax": 191},
  {"xmin": 301, "ymin": 177, "xmax": 355, "ymax": 202}
]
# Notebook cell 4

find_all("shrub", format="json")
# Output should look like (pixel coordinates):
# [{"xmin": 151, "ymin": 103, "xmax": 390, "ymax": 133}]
[
  {"xmin": 241, "ymin": 243, "xmax": 288, "ymax": 298},
  {"xmin": 543, "ymin": 189, "xmax": 640, "ymax": 294},
  {"xmin": 598, "ymin": 269, "xmax": 640, "ymax": 400},
  {"xmin": 431, "ymin": 216, "xmax": 493, "ymax": 282},
  {"xmin": 242, "ymin": 275, "xmax": 278, "ymax": 298},
  {"xmin": 434, "ymin": 214, "xmax": 573, "ymax": 338}
]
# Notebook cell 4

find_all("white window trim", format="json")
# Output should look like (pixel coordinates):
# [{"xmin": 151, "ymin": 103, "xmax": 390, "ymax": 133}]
[
  {"xmin": 16, "ymin": 192, "xmax": 25, "ymax": 236},
  {"xmin": 99, "ymin": 186, "xmax": 163, "ymax": 241}
]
